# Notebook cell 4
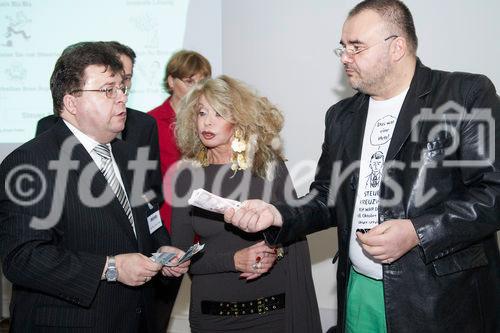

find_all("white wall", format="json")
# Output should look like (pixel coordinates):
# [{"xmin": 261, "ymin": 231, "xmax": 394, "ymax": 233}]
[{"xmin": 183, "ymin": 0, "xmax": 223, "ymax": 77}]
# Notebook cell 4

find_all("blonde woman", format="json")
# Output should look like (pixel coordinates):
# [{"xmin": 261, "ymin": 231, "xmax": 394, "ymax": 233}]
[{"xmin": 170, "ymin": 75, "xmax": 321, "ymax": 333}]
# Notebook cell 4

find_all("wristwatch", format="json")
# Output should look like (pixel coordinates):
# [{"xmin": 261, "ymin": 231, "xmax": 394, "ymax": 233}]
[{"xmin": 105, "ymin": 256, "xmax": 118, "ymax": 282}]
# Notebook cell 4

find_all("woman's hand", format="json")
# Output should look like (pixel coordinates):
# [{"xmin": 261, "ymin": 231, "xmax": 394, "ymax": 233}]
[{"xmin": 234, "ymin": 241, "xmax": 277, "ymax": 280}]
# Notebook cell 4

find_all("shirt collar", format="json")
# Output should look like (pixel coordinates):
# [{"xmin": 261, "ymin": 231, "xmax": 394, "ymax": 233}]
[{"xmin": 63, "ymin": 119, "xmax": 110, "ymax": 154}]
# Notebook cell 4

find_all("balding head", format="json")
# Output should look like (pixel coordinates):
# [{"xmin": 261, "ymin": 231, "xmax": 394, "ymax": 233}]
[{"xmin": 349, "ymin": 0, "xmax": 418, "ymax": 56}]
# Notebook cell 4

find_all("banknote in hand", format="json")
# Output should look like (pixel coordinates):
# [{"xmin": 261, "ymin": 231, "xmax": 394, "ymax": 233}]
[
  {"xmin": 150, "ymin": 242, "xmax": 205, "ymax": 266},
  {"xmin": 188, "ymin": 188, "xmax": 241, "ymax": 214}
]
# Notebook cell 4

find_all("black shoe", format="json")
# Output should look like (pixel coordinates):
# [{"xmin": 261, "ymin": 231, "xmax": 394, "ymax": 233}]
[
  {"xmin": 326, "ymin": 326, "xmax": 337, "ymax": 333},
  {"xmin": 0, "ymin": 317, "xmax": 10, "ymax": 328}
]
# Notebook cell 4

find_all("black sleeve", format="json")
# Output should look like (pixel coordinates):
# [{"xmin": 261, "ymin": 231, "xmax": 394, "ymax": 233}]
[
  {"xmin": 266, "ymin": 107, "xmax": 339, "ymax": 245},
  {"xmin": 412, "ymin": 75, "xmax": 500, "ymax": 262}
]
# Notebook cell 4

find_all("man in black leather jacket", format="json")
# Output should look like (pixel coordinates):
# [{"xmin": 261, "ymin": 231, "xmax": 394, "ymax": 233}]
[{"xmin": 224, "ymin": 1, "xmax": 500, "ymax": 332}]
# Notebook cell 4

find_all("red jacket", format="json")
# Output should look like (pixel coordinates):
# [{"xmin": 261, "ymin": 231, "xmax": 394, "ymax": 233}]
[{"xmin": 148, "ymin": 97, "xmax": 181, "ymax": 233}]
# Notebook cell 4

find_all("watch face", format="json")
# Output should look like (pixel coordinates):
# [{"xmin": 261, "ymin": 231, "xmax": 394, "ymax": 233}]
[{"xmin": 106, "ymin": 268, "xmax": 118, "ymax": 281}]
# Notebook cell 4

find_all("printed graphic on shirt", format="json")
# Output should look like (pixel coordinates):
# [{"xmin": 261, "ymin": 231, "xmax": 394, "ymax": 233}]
[
  {"xmin": 356, "ymin": 115, "xmax": 396, "ymax": 229},
  {"xmin": 366, "ymin": 151, "xmax": 384, "ymax": 188}
]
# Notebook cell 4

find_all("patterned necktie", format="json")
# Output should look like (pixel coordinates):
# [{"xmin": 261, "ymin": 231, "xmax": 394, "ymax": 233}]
[{"xmin": 93, "ymin": 144, "xmax": 136, "ymax": 234}]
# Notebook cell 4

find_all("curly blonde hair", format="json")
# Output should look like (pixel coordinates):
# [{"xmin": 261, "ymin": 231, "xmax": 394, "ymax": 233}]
[{"xmin": 175, "ymin": 75, "xmax": 285, "ymax": 179}]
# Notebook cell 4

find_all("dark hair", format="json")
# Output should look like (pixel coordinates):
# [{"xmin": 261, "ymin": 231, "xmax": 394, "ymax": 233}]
[
  {"xmin": 107, "ymin": 41, "xmax": 136, "ymax": 64},
  {"xmin": 349, "ymin": 0, "xmax": 418, "ymax": 54},
  {"xmin": 50, "ymin": 42, "xmax": 123, "ymax": 115},
  {"xmin": 163, "ymin": 50, "xmax": 212, "ymax": 94}
]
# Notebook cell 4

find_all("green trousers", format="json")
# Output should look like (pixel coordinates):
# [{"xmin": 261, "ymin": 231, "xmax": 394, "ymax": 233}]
[{"xmin": 346, "ymin": 267, "xmax": 387, "ymax": 333}]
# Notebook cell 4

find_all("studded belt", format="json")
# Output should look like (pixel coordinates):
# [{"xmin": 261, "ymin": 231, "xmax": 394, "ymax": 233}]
[{"xmin": 201, "ymin": 293, "xmax": 285, "ymax": 316}]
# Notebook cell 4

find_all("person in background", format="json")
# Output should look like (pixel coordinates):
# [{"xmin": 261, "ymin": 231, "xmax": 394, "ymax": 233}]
[
  {"xmin": 224, "ymin": 1, "xmax": 500, "ymax": 332},
  {"xmin": 171, "ymin": 75, "xmax": 321, "ymax": 333},
  {"xmin": 147, "ymin": 50, "xmax": 211, "ymax": 325},
  {"xmin": 0, "ymin": 41, "xmax": 189, "ymax": 333},
  {"xmin": 148, "ymin": 50, "xmax": 211, "ymax": 233}
]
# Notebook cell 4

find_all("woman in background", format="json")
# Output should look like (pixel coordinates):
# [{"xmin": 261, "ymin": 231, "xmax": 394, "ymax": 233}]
[
  {"xmin": 148, "ymin": 50, "xmax": 212, "ymax": 233},
  {"xmin": 171, "ymin": 75, "xmax": 321, "ymax": 333},
  {"xmin": 148, "ymin": 49, "xmax": 212, "ymax": 331}
]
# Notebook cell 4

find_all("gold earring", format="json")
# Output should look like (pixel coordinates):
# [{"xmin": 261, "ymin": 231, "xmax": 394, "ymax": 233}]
[
  {"xmin": 230, "ymin": 129, "xmax": 248, "ymax": 173},
  {"xmin": 197, "ymin": 146, "xmax": 209, "ymax": 167}
]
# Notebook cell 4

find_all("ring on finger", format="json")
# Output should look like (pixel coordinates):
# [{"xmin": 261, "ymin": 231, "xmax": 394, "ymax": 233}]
[{"xmin": 251, "ymin": 263, "xmax": 258, "ymax": 270}]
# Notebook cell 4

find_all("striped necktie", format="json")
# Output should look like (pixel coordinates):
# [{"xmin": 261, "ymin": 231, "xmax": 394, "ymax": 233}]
[{"xmin": 93, "ymin": 144, "xmax": 136, "ymax": 234}]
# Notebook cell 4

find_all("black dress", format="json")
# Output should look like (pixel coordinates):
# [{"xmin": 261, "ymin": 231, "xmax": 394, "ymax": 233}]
[{"xmin": 171, "ymin": 161, "xmax": 321, "ymax": 333}]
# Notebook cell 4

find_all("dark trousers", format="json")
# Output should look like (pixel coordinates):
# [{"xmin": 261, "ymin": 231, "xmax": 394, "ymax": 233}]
[{"xmin": 154, "ymin": 278, "xmax": 182, "ymax": 332}]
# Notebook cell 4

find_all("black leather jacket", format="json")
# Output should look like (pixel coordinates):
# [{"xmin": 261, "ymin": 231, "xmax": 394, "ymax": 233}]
[{"xmin": 270, "ymin": 60, "xmax": 500, "ymax": 332}]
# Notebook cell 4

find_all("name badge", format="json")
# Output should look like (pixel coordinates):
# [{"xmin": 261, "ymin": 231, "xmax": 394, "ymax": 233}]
[
  {"xmin": 147, "ymin": 209, "xmax": 162, "ymax": 234},
  {"xmin": 143, "ymin": 194, "xmax": 162, "ymax": 234}
]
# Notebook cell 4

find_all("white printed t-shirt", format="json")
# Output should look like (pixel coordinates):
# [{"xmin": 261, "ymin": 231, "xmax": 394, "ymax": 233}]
[{"xmin": 349, "ymin": 87, "xmax": 409, "ymax": 280}]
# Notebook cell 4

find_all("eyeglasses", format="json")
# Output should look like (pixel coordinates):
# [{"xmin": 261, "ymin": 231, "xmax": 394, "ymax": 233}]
[
  {"xmin": 71, "ymin": 85, "xmax": 129, "ymax": 99},
  {"xmin": 177, "ymin": 77, "xmax": 198, "ymax": 87},
  {"xmin": 334, "ymin": 35, "xmax": 398, "ymax": 58}
]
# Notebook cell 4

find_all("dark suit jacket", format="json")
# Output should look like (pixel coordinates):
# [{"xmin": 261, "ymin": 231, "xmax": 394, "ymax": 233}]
[
  {"xmin": 0, "ymin": 120, "xmax": 170, "ymax": 332},
  {"xmin": 36, "ymin": 109, "xmax": 163, "ymax": 206},
  {"xmin": 269, "ymin": 60, "xmax": 500, "ymax": 332}
]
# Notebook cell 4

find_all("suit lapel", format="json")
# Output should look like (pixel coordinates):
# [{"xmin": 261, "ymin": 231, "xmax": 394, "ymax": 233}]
[
  {"xmin": 343, "ymin": 95, "xmax": 369, "ymax": 164},
  {"xmin": 386, "ymin": 60, "xmax": 433, "ymax": 160},
  {"xmin": 338, "ymin": 96, "xmax": 369, "ymax": 234},
  {"xmin": 112, "ymin": 139, "xmax": 148, "ymax": 252}
]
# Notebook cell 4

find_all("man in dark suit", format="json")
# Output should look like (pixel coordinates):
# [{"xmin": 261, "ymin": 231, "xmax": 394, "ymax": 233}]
[
  {"xmin": 35, "ymin": 41, "xmax": 163, "ymax": 206},
  {"xmin": 0, "ymin": 42, "xmax": 188, "ymax": 332}
]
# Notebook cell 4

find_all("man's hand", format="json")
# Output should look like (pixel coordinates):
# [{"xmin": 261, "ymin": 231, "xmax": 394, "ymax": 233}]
[
  {"xmin": 115, "ymin": 253, "xmax": 162, "ymax": 286},
  {"xmin": 157, "ymin": 246, "xmax": 190, "ymax": 277},
  {"xmin": 234, "ymin": 241, "xmax": 277, "ymax": 280},
  {"xmin": 356, "ymin": 219, "xmax": 420, "ymax": 264},
  {"xmin": 224, "ymin": 200, "xmax": 283, "ymax": 233}
]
